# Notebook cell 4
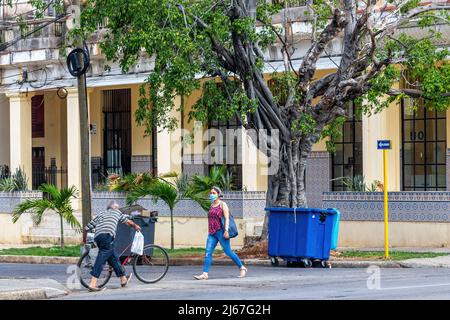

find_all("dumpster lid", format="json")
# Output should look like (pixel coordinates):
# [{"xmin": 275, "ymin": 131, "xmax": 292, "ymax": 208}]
[
  {"xmin": 264, "ymin": 207, "xmax": 338, "ymax": 215},
  {"xmin": 119, "ymin": 204, "xmax": 147, "ymax": 216}
]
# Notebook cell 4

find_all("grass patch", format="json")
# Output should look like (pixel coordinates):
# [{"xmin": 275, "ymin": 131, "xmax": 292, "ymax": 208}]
[
  {"xmin": 337, "ymin": 251, "xmax": 448, "ymax": 261},
  {"xmin": 164, "ymin": 247, "xmax": 222, "ymax": 257},
  {"xmin": 1, "ymin": 246, "xmax": 446, "ymax": 261},
  {"xmin": 0, "ymin": 246, "xmax": 81, "ymax": 257},
  {"xmin": 0, "ymin": 246, "xmax": 219, "ymax": 258}
]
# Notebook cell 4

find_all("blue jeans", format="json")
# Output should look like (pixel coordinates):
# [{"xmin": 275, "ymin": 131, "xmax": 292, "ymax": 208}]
[
  {"xmin": 91, "ymin": 233, "xmax": 126, "ymax": 279},
  {"xmin": 203, "ymin": 229, "xmax": 243, "ymax": 273}
]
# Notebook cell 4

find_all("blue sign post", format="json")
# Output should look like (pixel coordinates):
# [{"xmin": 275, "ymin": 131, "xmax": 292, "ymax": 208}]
[{"xmin": 377, "ymin": 140, "xmax": 391, "ymax": 259}]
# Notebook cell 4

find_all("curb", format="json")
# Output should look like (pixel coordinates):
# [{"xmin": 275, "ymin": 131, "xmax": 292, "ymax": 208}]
[
  {"xmin": 0, "ymin": 255, "xmax": 78, "ymax": 264},
  {"xmin": 0, "ymin": 289, "xmax": 47, "ymax": 300},
  {"xmin": 330, "ymin": 260, "xmax": 403, "ymax": 268},
  {"xmin": 168, "ymin": 258, "xmax": 272, "ymax": 266},
  {"xmin": 397, "ymin": 261, "xmax": 450, "ymax": 268},
  {"xmin": 0, "ymin": 255, "xmax": 447, "ymax": 268}
]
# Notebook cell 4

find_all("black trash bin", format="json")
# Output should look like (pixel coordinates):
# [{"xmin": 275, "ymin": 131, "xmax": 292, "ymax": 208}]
[{"xmin": 114, "ymin": 205, "xmax": 158, "ymax": 259}]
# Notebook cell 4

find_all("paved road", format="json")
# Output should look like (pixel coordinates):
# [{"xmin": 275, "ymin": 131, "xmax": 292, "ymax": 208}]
[{"xmin": 1, "ymin": 263, "xmax": 449, "ymax": 300}]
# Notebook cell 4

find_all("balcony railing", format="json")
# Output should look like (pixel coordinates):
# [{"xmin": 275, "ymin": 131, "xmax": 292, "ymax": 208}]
[
  {"xmin": 32, "ymin": 165, "xmax": 68, "ymax": 190},
  {"xmin": 271, "ymin": 0, "xmax": 309, "ymax": 7}
]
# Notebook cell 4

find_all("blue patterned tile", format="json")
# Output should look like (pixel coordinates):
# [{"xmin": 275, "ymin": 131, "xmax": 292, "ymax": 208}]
[
  {"xmin": 90, "ymin": 191, "xmax": 267, "ymax": 219},
  {"xmin": 323, "ymin": 192, "xmax": 450, "ymax": 222}
]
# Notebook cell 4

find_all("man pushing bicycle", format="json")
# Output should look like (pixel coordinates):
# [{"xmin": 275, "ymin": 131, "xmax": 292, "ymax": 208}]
[{"xmin": 83, "ymin": 200, "xmax": 141, "ymax": 292}]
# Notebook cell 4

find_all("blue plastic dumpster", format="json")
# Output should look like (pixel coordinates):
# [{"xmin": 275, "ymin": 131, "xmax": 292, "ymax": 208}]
[
  {"xmin": 266, "ymin": 207, "xmax": 340, "ymax": 268},
  {"xmin": 328, "ymin": 208, "xmax": 340, "ymax": 250}
]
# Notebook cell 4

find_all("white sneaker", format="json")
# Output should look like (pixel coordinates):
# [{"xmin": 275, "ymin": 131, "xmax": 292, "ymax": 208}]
[{"xmin": 238, "ymin": 267, "xmax": 248, "ymax": 278}]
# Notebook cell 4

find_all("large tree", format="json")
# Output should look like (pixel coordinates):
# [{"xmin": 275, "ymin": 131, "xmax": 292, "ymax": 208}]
[{"xmin": 14, "ymin": 0, "xmax": 450, "ymax": 237}]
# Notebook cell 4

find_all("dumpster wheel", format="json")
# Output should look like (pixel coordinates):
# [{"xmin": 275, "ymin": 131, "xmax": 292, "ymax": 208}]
[
  {"xmin": 270, "ymin": 257, "xmax": 279, "ymax": 267},
  {"xmin": 301, "ymin": 258, "xmax": 313, "ymax": 268}
]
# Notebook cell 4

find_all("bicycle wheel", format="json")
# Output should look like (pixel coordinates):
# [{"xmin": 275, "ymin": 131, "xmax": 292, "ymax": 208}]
[
  {"xmin": 77, "ymin": 249, "xmax": 112, "ymax": 289},
  {"xmin": 133, "ymin": 244, "xmax": 169, "ymax": 283}
]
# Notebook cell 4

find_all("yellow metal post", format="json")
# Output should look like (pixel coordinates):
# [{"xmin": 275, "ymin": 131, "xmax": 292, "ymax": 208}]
[{"xmin": 383, "ymin": 149, "xmax": 389, "ymax": 259}]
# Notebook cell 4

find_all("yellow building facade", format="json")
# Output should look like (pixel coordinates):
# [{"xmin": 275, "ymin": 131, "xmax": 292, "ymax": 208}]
[{"xmin": 0, "ymin": 74, "xmax": 448, "ymax": 197}]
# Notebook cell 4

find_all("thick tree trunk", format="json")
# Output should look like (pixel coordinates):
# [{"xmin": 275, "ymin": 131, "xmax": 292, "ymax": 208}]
[
  {"xmin": 60, "ymin": 214, "xmax": 65, "ymax": 249},
  {"xmin": 260, "ymin": 139, "xmax": 312, "ymax": 241},
  {"xmin": 268, "ymin": 141, "xmax": 309, "ymax": 208},
  {"xmin": 170, "ymin": 209, "xmax": 174, "ymax": 250}
]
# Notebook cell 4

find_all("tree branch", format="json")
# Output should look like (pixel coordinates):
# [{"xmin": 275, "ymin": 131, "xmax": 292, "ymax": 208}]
[
  {"xmin": 297, "ymin": 7, "xmax": 346, "ymax": 102},
  {"xmin": 176, "ymin": 4, "xmax": 236, "ymax": 72},
  {"xmin": 388, "ymin": 88, "xmax": 450, "ymax": 98}
]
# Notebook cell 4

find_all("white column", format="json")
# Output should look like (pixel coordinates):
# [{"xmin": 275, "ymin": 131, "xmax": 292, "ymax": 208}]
[
  {"xmin": 156, "ymin": 96, "xmax": 183, "ymax": 176},
  {"xmin": 66, "ymin": 89, "xmax": 82, "ymax": 209},
  {"xmin": 241, "ymin": 128, "xmax": 259, "ymax": 191},
  {"xmin": 363, "ymin": 102, "xmax": 401, "ymax": 191},
  {"xmin": 7, "ymin": 93, "xmax": 33, "ymax": 190},
  {"xmin": 0, "ymin": 94, "xmax": 10, "ymax": 167}
]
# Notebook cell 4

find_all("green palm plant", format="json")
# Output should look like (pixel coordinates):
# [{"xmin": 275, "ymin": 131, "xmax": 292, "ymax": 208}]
[
  {"xmin": 189, "ymin": 166, "xmax": 227, "ymax": 195},
  {"xmin": 0, "ymin": 168, "xmax": 29, "ymax": 191},
  {"xmin": 12, "ymin": 184, "xmax": 81, "ymax": 248},
  {"xmin": 220, "ymin": 170, "xmax": 235, "ymax": 191},
  {"xmin": 187, "ymin": 165, "xmax": 236, "ymax": 204},
  {"xmin": 0, "ymin": 177, "xmax": 15, "ymax": 191},
  {"xmin": 174, "ymin": 174, "xmax": 190, "ymax": 194},
  {"xmin": 163, "ymin": 174, "xmax": 210, "ymax": 212},
  {"xmin": 126, "ymin": 180, "xmax": 178, "ymax": 249},
  {"xmin": 12, "ymin": 167, "xmax": 28, "ymax": 191},
  {"xmin": 108, "ymin": 172, "xmax": 155, "ymax": 192}
]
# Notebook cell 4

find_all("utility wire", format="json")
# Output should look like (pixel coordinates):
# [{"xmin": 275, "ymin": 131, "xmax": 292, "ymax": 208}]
[
  {"xmin": 0, "ymin": 0, "xmax": 58, "ymax": 24},
  {"xmin": 0, "ymin": 66, "xmax": 48, "ymax": 81}
]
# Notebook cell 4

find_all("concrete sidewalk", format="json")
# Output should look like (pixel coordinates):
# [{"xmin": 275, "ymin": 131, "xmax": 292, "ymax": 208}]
[
  {"xmin": 0, "ymin": 278, "xmax": 70, "ymax": 300},
  {"xmin": 1, "ymin": 253, "xmax": 449, "ymax": 300},
  {"xmin": 338, "ymin": 247, "xmax": 450, "ymax": 253},
  {"xmin": 399, "ymin": 255, "xmax": 450, "ymax": 268}
]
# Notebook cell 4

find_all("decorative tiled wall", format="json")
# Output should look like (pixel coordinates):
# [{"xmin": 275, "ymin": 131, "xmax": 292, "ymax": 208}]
[
  {"xmin": 131, "ymin": 155, "xmax": 153, "ymax": 173},
  {"xmin": 323, "ymin": 191, "xmax": 450, "ymax": 222},
  {"xmin": 306, "ymin": 151, "xmax": 331, "ymax": 208},
  {"xmin": 0, "ymin": 191, "xmax": 43, "ymax": 213},
  {"xmin": 91, "ymin": 191, "xmax": 267, "ymax": 219},
  {"xmin": 447, "ymin": 149, "xmax": 450, "ymax": 191}
]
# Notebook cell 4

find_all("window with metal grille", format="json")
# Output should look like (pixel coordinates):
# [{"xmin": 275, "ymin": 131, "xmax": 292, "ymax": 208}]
[
  {"xmin": 401, "ymin": 98, "xmax": 447, "ymax": 191},
  {"xmin": 208, "ymin": 116, "xmax": 243, "ymax": 190},
  {"xmin": 54, "ymin": 21, "xmax": 64, "ymax": 37},
  {"xmin": 32, "ymin": 95, "xmax": 45, "ymax": 138},
  {"xmin": 331, "ymin": 101, "xmax": 363, "ymax": 191},
  {"xmin": 103, "ymin": 89, "xmax": 132, "ymax": 176}
]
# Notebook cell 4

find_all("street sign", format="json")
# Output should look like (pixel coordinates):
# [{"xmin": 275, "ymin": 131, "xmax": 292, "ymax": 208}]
[
  {"xmin": 377, "ymin": 140, "xmax": 391, "ymax": 150},
  {"xmin": 377, "ymin": 139, "xmax": 391, "ymax": 259}
]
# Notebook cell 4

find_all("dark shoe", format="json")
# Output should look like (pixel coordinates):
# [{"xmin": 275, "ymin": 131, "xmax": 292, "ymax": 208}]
[
  {"xmin": 121, "ymin": 273, "xmax": 133, "ymax": 287},
  {"xmin": 88, "ymin": 286, "xmax": 106, "ymax": 292}
]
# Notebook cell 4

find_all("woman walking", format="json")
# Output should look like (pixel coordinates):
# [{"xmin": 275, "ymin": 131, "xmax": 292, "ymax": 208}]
[{"xmin": 194, "ymin": 186, "xmax": 247, "ymax": 280}]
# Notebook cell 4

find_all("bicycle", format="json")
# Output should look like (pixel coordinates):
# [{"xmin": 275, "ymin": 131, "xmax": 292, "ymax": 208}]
[{"xmin": 77, "ymin": 233, "xmax": 170, "ymax": 289}]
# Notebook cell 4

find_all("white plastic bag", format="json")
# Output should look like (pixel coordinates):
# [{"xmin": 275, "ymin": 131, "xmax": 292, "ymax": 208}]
[{"xmin": 131, "ymin": 231, "xmax": 144, "ymax": 255}]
